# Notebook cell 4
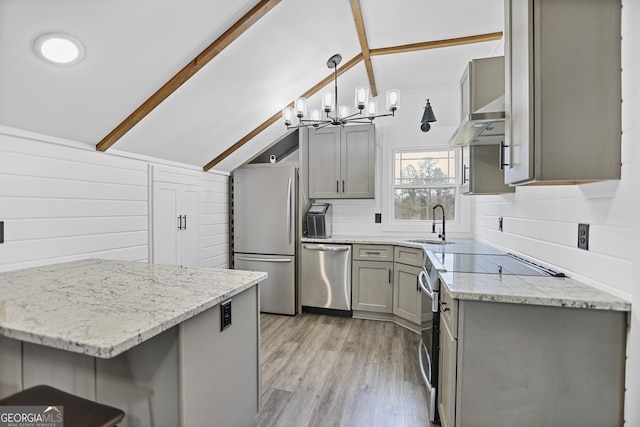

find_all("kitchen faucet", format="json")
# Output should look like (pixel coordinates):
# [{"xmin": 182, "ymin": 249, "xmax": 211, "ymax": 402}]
[{"xmin": 432, "ymin": 204, "xmax": 446, "ymax": 241}]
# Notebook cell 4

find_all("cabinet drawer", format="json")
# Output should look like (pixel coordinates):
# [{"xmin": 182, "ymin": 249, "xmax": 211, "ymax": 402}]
[
  {"xmin": 353, "ymin": 244, "xmax": 394, "ymax": 261},
  {"xmin": 394, "ymin": 246, "xmax": 424, "ymax": 267},
  {"xmin": 440, "ymin": 284, "xmax": 458, "ymax": 339}
]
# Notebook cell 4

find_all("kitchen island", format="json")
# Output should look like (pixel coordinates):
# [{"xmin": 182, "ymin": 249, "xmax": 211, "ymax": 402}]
[{"xmin": 0, "ymin": 259, "xmax": 267, "ymax": 427}]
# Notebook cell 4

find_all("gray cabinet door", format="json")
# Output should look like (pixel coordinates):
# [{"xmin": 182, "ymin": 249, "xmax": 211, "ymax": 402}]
[
  {"xmin": 352, "ymin": 260, "xmax": 393, "ymax": 313},
  {"xmin": 504, "ymin": 0, "xmax": 534, "ymax": 185},
  {"xmin": 392, "ymin": 263, "xmax": 422, "ymax": 324},
  {"xmin": 504, "ymin": 0, "xmax": 621, "ymax": 185},
  {"xmin": 463, "ymin": 145, "xmax": 514, "ymax": 195},
  {"xmin": 308, "ymin": 127, "xmax": 341, "ymax": 198},
  {"xmin": 341, "ymin": 126, "xmax": 375, "ymax": 199},
  {"xmin": 308, "ymin": 124, "xmax": 375, "ymax": 199}
]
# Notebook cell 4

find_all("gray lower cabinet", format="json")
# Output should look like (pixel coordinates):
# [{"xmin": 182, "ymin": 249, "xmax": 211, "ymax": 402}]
[
  {"xmin": 307, "ymin": 124, "xmax": 375, "ymax": 199},
  {"xmin": 352, "ymin": 244, "xmax": 394, "ymax": 313},
  {"xmin": 392, "ymin": 246, "xmax": 424, "ymax": 324},
  {"xmin": 438, "ymin": 285, "xmax": 627, "ymax": 427}
]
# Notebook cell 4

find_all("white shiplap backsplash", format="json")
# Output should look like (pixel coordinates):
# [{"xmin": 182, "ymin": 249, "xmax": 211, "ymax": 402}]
[{"xmin": 0, "ymin": 126, "xmax": 230, "ymax": 272}]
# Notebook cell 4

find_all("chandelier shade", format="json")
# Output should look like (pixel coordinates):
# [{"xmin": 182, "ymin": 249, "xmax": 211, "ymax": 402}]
[{"xmin": 283, "ymin": 54, "xmax": 399, "ymax": 129}]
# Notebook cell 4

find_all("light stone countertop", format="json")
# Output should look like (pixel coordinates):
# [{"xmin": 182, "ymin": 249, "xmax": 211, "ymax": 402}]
[
  {"xmin": 439, "ymin": 271, "xmax": 630, "ymax": 311},
  {"xmin": 0, "ymin": 259, "xmax": 267, "ymax": 358},
  {"xmin": 302, "ymin": 236, "xmax": 504, "ymax": 254},
  {"xmin": 302, "ymin": 236, "xmax": 631, "ymax": 311}
]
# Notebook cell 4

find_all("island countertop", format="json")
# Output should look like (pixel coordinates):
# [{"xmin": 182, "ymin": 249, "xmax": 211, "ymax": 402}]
[{"xmin": 0, "ymin": 259, "xmax": 267, "ymax": 358}]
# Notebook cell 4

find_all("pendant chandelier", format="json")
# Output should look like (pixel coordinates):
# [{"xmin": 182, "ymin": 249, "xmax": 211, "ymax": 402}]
[{"xmin": 282, "ymin": 54, "xmax": 400, "ymax": 129}]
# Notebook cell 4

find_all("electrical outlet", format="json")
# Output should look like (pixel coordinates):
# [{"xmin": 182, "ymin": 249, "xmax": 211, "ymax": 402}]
[
  {"xmin": 375, "ymin": 213, "xmax": 382, "ymax": 224},
  {"xmin": 498, "ymin": 217, "xmax": 503, "ymax": 232},
  {"xmin": 578, "ymin": 223, "xmax": 589, "ymax": 250},
  {"xmin": 221, "ymin": 299, "xmax": 232, "ymax": 331}
]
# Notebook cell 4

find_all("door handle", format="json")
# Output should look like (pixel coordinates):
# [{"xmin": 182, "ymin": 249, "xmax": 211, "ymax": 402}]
[
  {"xmin": 287, "ymin": 177, "xmax": 292, "ymax": 244},
  {"xmin": 462, "ymin": 165, "xmax": 469, "ymax": 184},
  {"xmin": 500, "ymin": 140, "xmax": 510, "ymax": 170},
  {"xmin": 303, "ymin": 244, "xmax": 349, "ymax": 252},
  {"xmin": 235, "ymin": 256, "xmax": 292, "ymax": 263},
  {"xmin": 178, "ymin": 215, "xmax": 183, "ymax": 230}
]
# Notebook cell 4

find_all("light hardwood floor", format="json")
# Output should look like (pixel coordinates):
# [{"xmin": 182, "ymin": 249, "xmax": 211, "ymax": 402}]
[{"xmin": 257, "ymin": 313, "xmax": 431, "ymax": 427}]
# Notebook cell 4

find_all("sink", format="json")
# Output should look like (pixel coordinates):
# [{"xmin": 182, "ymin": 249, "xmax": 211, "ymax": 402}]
[{"xmin": 406, "ymin": 239, "xmax": 455, "ymax": 245}]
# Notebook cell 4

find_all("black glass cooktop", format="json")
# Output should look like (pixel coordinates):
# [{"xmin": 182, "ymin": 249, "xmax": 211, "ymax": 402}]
[{"xmin": 432, "ymin": 253, "xmax": 564, "ymax": 277}]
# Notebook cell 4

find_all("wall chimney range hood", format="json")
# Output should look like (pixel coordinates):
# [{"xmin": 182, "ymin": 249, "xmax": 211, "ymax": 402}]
[{"xmin": 449, "ymin": 56, "xmax": 505, "ymax": 147}]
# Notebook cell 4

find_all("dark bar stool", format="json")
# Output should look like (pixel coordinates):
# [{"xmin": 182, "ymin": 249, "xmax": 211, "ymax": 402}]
[{"xmin": 0, "ymin": 385, "xmax": 125, "ymax": 427}]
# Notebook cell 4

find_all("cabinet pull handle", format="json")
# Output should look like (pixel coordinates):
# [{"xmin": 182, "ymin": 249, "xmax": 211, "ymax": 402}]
[
  {"xmin": 342, "ymin": 180, "xmax": 345, "ymax": 193},
  {"xmin": 336, "ymin": 180, "xmax": 339, "ymax": 193},
  {"xmin": 462, "ymin": 165, "xmax": 469, "ymax": 184},
  {"xmin": 439, "ymin": 300, "xmax": 450, "ymax": 312},
  {"xmin": 178, "ymin": 215, "xmax": 183, "ymax": 230},
  {"xmin": 389, "ymin": 269, "xmax": 392, "ymax": 283},
  {"xmin": 500, "ymin": 140, "xmax": 510, "ymax": 170},
  {"xmin": 417, "ymin": 275, "xmax": 421, "ymax": 293},
  {"xmin": 365, "ymin": 251, "xmax": 381, "ymax": 255},
  {"xmin": 183, "ymin": 214, "xmax": 187, "ymax": 230}
]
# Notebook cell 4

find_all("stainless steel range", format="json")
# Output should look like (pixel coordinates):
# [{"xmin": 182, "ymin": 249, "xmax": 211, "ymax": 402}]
[{"xmin": 418, "ymin": 250, "xmax": 563, "ymax": 424}]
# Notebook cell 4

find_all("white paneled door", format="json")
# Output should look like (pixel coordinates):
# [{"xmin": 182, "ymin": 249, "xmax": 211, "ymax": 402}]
[{"xmin": 152, "ymin": 182, "xmax": 200, "ymax": 267}]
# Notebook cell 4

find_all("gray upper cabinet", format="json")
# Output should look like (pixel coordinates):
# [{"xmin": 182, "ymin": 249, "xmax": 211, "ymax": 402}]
[
  {"xmin": 308, "ymin": 124, "xmax": 375, "ymax": 199},
  {"xmin": 461, "ymin": 144, "xmax": 515, "ymax": 195},
  {"xmin": 504, "ymin": 0, "xmax": 621, "ymax": 185}
]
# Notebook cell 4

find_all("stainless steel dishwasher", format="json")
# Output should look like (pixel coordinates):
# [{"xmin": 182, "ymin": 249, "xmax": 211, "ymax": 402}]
[{"xmin": 301, "ymin": 243, "xmax": 352, "ymax": 316}]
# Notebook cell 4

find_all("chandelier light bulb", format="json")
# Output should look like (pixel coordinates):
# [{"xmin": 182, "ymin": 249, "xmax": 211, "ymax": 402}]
[
  {"xmin": 338, "ymin": 105, "xmax": 351, "ymax": 119},
  {"xmin": 386, "ymin": 89, "xmax": 400, "ymax": 112},
  {"xmin": 294, "ymin": 97, "xmax": 307, "ymax": 118},
  {"xmin": 322, "ymin": 92, "xmax": 335, "ymax": 113},
  {"xmin": 366, "ymin": 100, "xmax": 378, "ymax": 118},
  {"xmin": 282, "ymin": 107, "xmax": 294, "ymax": 126},
  {"xmin": 354, "ymin": 86, "xmax": 369, "ymax": 110},
  {"xmin": 310, "ymin": 109, "xmax": 321, "ymax": 122}
]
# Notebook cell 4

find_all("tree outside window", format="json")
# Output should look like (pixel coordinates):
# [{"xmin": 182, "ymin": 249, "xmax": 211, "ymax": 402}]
[{"xmin": 393, "ymin": 149, "xmax": 456, "ymax": 221}]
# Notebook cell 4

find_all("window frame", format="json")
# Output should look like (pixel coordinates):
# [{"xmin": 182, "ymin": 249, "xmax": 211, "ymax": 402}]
[{"xmin": 382, "ymin": 145, "xmax": 471, "ymax": 235}]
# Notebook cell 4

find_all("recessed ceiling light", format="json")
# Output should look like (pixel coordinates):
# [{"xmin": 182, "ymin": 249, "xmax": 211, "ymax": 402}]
[{"xmin": 34, "ymin": 33, "xmax": 84, "ymax": 65}]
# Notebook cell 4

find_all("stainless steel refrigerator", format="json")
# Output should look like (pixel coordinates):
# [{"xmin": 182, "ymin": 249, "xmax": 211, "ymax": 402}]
[{"xmin": 232, "ymin": 163, "xmax": 297, "ymax": 315}]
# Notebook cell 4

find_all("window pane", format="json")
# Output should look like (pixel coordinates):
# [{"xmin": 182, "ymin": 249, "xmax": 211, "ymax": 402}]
[
  {"xmin": 394, "ymin": 150, "xmax": 456, "ymax": 186},
  {"xmin": 394, "ymin": 187, "xmax": 456, "ymax": 221}
]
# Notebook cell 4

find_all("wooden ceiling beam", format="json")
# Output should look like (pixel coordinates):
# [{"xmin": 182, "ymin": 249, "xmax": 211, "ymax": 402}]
[
  {"xmin": 203, "ymin": 54, "xmax": 363, "ymax": 171},
  {"xmin": 349, "ymin": 0, "xmax": 377, "ymax": 97},
  {"xmin": 96, "ymin": 0, "xmax": 282, "ymax": 152},
  {"xmin": 370, "ymin": 31, "xmax": 503, "ymax": 57}
]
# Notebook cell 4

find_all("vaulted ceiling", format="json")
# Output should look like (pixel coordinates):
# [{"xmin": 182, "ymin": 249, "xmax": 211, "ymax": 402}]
[{"xmin": 0, "ymin": 0, "xmax": 504, "ymax": 172}]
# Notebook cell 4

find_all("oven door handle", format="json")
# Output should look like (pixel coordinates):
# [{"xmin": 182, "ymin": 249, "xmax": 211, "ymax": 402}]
[
  {"xmin": 418, "ymin": 270, "xmax": 434, "ymax": 298},
  {"xmin": 418, "ymin": 339, "xmax": 437, "ymax": 422}
]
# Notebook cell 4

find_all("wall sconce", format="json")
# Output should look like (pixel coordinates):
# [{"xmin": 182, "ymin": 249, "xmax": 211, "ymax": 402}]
[{"xmin": 420, "ymin": 99, "xmax": 437, "ymax": 132}]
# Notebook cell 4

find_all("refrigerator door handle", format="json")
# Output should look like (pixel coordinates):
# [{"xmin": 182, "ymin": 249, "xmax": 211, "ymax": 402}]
[
  {"xmin": 287, "ymin": 177, "xmax": 292, "ymax": 245},
  {"xmin": 234, "ymin": 256, "xmax": 293, "ymax": 263}
]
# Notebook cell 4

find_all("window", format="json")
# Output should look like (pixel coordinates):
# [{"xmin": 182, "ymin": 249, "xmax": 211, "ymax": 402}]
[{"xmin": 393, "ymin": 149, "xmax": 457, "ymax": 221}]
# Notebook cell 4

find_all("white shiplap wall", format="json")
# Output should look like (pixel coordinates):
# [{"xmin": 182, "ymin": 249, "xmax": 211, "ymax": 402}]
[
  {"xmin": 0, "ymin": 126, "xmax": 230, "ymax": 272},
  {"xmin": 200, "ymin": 172, "xmax": 230, "ymax": 268},
  {"xmin": 473, "ymin": 1, "xmax": 639, "ymax": 424}
]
